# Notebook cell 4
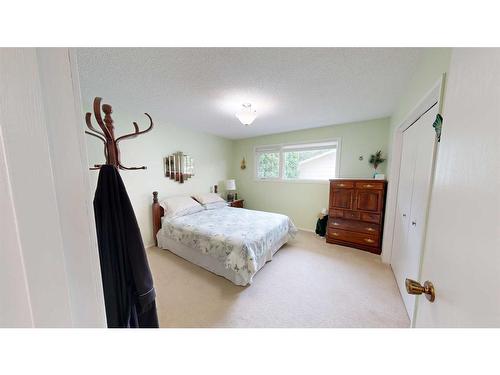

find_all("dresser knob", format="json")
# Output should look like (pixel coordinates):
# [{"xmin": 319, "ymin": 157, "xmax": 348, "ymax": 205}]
[
  {"xmin": 364, "ymin": 238, "xmax": 374, "ymax": 243},
  {"xmin": 366, "ymin": 227, "xmax": 375, "ymax": 232}
]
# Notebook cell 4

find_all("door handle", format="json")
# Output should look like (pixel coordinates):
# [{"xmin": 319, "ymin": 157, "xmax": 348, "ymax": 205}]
[
  {"xmin": 402, "ymin": 213, "xmax": 406, "ymax": 217},
  {"xmin": 411, "ymin": 221, "xmax": 417, "ymax": 226},
  {"xmin": 405, "ymin": 278, "xmax": 435, "ymax": 302}
]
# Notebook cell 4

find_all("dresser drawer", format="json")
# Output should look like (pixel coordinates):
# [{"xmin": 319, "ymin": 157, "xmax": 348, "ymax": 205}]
[
  {"xmin": 331, "ymin": 181, "xmax": 354, "ymax": 189},
  {"xmin": 361, "ymin": 212, "xmax": 381, "ymax": 223},
  {"xmin": 343, "ymin": 210, "xmax": 360, "ymax": 220},
  {"xmin": 327, "ymin": 228, "xmax": 379, "ymax": 247},
  {"xmin": 355, "ymin": 181, "xmax": 385, "ymax": 190},
  {"xmin": 329, "ymin": 218, "xmax": 380, "ymax": 235},
  {"xmin": 329, "ymin": 209, "xmax": 344, "ymax": 218}
]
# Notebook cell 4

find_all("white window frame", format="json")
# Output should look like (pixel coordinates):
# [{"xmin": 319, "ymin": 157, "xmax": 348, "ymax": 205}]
[{"xmin": 254, "ymin": 138, "xmax": 341, "ymax": 183}]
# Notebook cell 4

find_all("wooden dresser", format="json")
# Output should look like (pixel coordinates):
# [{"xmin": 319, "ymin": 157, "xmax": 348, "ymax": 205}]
[{"xmin": 326, "ymin": 179, "xmax": 387, "ymax": 254}]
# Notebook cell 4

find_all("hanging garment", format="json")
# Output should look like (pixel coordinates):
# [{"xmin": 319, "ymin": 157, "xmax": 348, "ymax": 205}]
[
  {"xmin": 315, "ymin": 215, "xmax": 328, "ymax": 237},
  {"xmin": 93, "ymin": 165, "xmax": 159, "ymax": 328}
]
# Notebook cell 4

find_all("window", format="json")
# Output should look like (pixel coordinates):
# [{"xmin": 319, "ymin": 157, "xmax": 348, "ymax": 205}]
[
  {"xmin": 256, "ymin": 147, "xmax": 280, "ymax": 179},
  {"xmin": 255, "ymin": 140, "xmax": 340, "ymax": 181}
]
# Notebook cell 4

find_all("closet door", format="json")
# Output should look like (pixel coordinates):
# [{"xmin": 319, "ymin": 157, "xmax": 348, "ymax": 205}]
[
  {"xmin": 391, "ymin": 122, "xmax": 419, "ymax": 317},
  {"xmin": 392, "ymin": 105, "xmax": 439, "ymax": 319},
  {"xmin": 404, "ymin": 105, "xmax": 439, "ymax": 300}
]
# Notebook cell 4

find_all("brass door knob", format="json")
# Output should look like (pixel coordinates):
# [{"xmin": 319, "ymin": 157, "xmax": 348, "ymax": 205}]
[{"xmin": 405, "ymin": 278, "xmax": 435, "ymax": 302}]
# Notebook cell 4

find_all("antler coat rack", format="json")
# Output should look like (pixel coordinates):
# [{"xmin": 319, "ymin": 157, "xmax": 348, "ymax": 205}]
[{"xmin": 85, "ymin": 97, "xmax": 154, "ymax": 170}]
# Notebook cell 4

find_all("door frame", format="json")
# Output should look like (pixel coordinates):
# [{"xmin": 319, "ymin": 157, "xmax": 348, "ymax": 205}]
[
  {"xmin": 381, "ymin": 75, "xmax": 446, "ymax": 265},
  {"xmin": 0, "ymin": 48, "xmax": 106, "ymax": 327}
]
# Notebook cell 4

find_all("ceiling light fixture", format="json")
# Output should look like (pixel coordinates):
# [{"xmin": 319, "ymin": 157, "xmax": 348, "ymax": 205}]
[{"xmin": 235, "ymin": 103, "xmax": 257, "ymax": 126}]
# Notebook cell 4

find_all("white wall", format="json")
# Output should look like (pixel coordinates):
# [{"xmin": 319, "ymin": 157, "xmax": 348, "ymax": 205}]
[{"xmin": 83, "ymin": 108, "xmax": 233, "ymax": 247}]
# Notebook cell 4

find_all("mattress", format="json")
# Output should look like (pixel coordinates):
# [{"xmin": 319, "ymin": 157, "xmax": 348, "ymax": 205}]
[{"xmin": 157, "ymin": 206, "xmax": 297, "ymax": 285}]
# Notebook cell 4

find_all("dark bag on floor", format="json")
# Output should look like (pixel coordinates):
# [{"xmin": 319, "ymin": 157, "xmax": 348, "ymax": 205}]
[
  {"xmin": 93, "ymin": 165, "xmax": 159, "ymax": 328},
  {"xmin": 315, "ymin": 215, "xmax": 329, "ymax": 237}
]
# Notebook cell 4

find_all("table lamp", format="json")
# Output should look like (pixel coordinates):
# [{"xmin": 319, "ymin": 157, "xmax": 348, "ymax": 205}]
[{"xmin": 225, "ymin": 179, "xmax": 236, "ymax": 201}]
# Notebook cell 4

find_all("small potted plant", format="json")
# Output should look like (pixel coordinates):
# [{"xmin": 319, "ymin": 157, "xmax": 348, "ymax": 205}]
[{"xmin": 369, "ymin": 150, "xmax": 386, "ymax": 178}]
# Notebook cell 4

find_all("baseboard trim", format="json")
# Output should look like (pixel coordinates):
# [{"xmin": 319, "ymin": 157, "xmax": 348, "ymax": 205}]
[{"xmin": 145, "ymin": 242, "xmax": 155, "ymax": 249}]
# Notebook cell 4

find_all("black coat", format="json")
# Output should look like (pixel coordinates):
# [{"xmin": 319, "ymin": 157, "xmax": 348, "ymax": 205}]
[
  {"xmin": 93, "ymin": 165, "xmax": 159, "ymax": 328},
  {"xmin": 315, "ymin": 215, "xmax": 328, "ymax": 237}
]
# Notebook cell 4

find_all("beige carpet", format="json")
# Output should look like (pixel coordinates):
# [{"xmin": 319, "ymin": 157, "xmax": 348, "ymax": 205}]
[{"xmin": 147, "ymin": 230, "xmax": 409, "ymax": 328}]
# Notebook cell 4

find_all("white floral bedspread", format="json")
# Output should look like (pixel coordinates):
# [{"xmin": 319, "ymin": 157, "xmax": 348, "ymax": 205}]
[{"xmin": 160, "ymin": 207, "xmax": 297, "ymax": 284}]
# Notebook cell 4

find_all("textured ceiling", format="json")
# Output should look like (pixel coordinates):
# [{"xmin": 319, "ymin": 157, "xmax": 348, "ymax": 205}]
[{"xmin": 76, "ymin": 48, "xmax": 423, "ymax": 139}]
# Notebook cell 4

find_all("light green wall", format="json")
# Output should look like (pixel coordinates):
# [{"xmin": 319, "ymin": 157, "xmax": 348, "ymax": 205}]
[
  {"xmin": 231, "ymin": 118, "xmax": 390, "ymax": 230},
  {"xmin": 85, "ymin": 112, "xmax": 233, "ymax": 246},
  {"xmin": 386, "ymin": 48, "xmax": 452, "ymax": 176}
]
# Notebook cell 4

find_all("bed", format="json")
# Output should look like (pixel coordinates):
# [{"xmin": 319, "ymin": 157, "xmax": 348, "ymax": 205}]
[{"xmin": 152, "ymin": 192, "xmax": 297, "ymax": 286}]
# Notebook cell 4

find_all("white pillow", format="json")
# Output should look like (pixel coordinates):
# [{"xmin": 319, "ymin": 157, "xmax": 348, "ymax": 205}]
[
  {"xmin": 177, "ymin": 205, "xmax": 205, "ymax": 217},
  {"xmin": 203, "ymin": 201, "xmax": 228, "ymax": 210},
  {"xmin": 192, "ymin": 192, "xmax": 225, "ymax": 205},
  {"xmin": 160, "ymin": 196, "xmax": 204, "ymax": 219}
]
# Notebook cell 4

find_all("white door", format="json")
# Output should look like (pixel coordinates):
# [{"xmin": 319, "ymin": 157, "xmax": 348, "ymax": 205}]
[
  {"xmin": 413, "ymin": 49, "xmax": 500, "ymax": 327},
  {"xmin": 391, "ymin": 104, "xmax": 438, "ymax": 319},
  {"xmin": 391, "ymin": 120, "xmax": 418, "ymax": 316},
  {"xmin": 0, "ymin": 48, "xmax": 106, "ymax": 327}
]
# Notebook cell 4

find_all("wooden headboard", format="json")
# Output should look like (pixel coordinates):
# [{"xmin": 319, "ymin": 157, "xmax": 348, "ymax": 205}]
[{"xmin": 152, "ymin": 191, "xmax": 164, "ymax": 246}]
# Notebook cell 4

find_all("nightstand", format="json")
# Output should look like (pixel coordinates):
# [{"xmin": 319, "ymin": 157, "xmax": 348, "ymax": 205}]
[{"xmin": 229, "ymin": 199, "xmax": 244, "ymax": 208}]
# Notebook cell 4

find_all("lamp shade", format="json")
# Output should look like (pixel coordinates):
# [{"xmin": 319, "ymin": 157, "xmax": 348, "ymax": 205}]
[
  {"xmin": 225, "ymin": 179, "xmax": 236, "ymax": 190},
  {"xmin": 235, "ymin": 103, "xmax": 257, "ymax": 126}
]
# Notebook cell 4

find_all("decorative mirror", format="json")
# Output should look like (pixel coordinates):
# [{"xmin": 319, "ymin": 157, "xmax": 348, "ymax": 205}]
[{"xmin": 164, "ymin": 152, "xmax": 194, "ymax": 183}]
